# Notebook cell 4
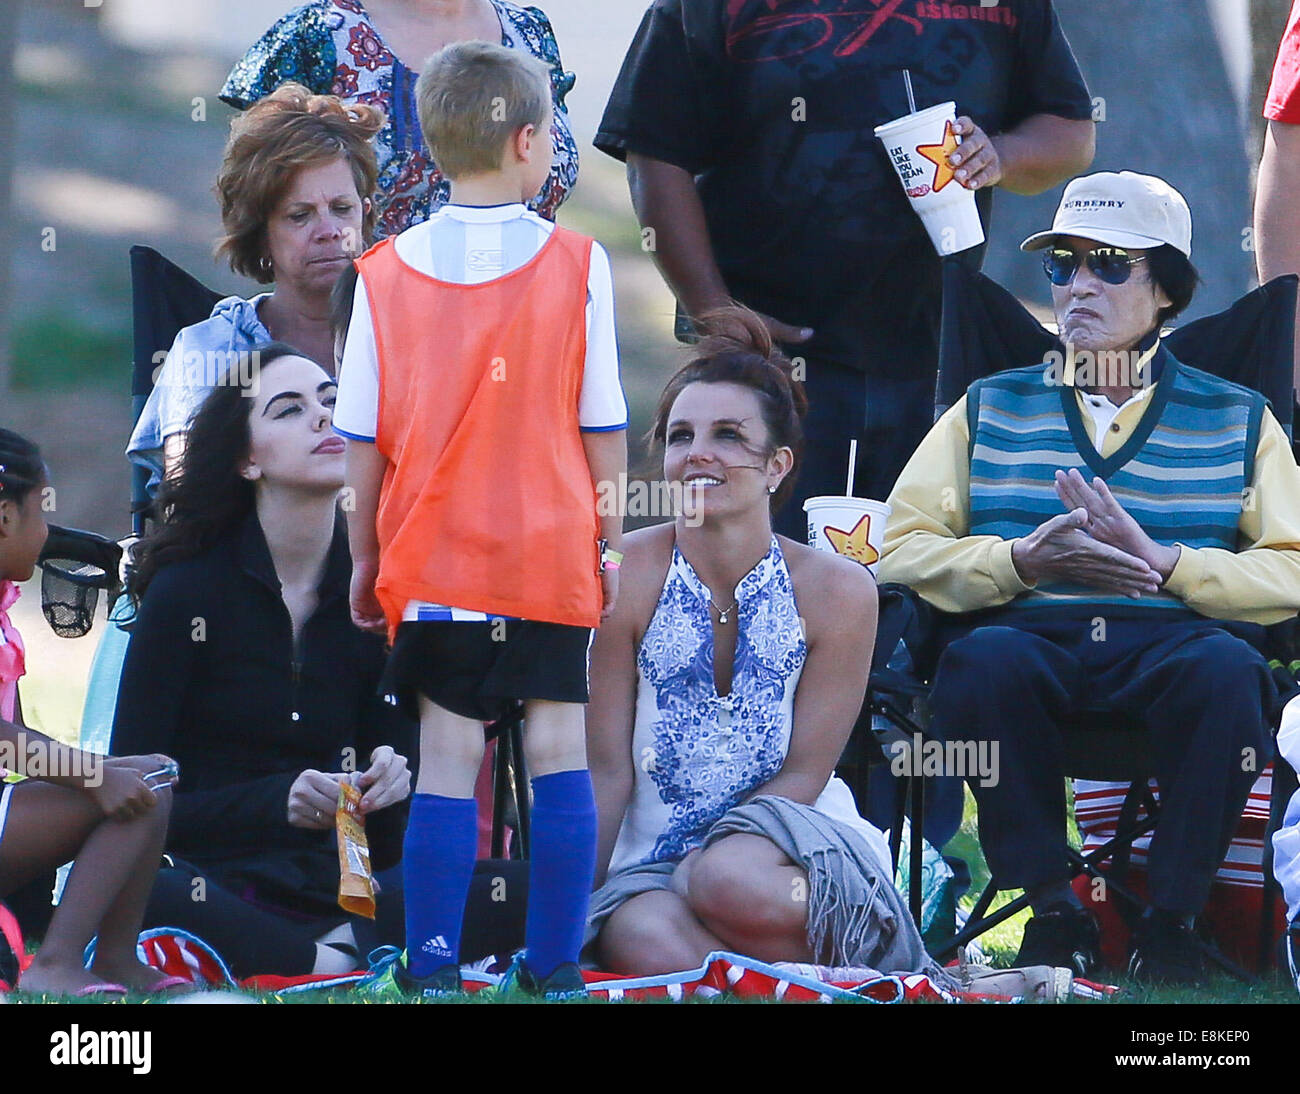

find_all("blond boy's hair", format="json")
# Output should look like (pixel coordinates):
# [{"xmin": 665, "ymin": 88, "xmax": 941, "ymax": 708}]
[{"xmin": 415, "ymin": 41, "xmax": 552, "ymax": 179}]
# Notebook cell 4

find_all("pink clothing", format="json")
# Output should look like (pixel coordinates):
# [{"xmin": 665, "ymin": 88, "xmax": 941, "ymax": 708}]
[{"xmin": 0, "ymin": 580, "xmax": 25, "ymax": 725}]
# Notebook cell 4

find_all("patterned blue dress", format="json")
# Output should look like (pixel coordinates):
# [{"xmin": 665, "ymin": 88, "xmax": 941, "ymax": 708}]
[
  {"xmin": 221, "ymin": 0, "xmax": 579, "ymax": 236},
  {"xmin": 606, "ymin": 537, "xmax": 881, "ymax": 876}
]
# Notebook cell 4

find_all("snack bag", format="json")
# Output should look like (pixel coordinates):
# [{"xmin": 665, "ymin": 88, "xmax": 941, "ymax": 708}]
[{"xmin": 336, "ymin": 781, "xmax": 376, "ymax": 919}]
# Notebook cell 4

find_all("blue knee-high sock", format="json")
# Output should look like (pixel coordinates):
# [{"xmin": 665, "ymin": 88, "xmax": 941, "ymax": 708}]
[
  {"xmin": 403, "ymin": 793, "xmax": 478, "ymax": 978},
  {"xmin": 525, "ymin": 769, "xmax": 597, "ymax": 980}
]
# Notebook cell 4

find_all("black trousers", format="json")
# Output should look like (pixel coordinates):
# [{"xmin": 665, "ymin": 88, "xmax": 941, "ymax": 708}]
[
  {"xmin": 773, "ymin": 359, "xmax": 935, "ymax": 540},
  {"xmin": 142, "ymin": 858, "xmax": 528, "ymax": 980},
  {"xmin": 928, "ymin": 616, "xmax": 1277, "ymax": 914}
]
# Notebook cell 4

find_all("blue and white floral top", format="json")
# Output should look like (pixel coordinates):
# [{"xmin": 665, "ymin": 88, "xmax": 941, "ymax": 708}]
[
  {"xmin": 607, "ymin": 537, "xmax": 883, "ymax": 876},
  {"xmin": 221, "ymin": 0, "xmax": 579, "ymax": 236}
]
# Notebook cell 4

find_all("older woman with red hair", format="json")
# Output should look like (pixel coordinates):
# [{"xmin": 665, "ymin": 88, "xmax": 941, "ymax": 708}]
[{"xmin": 127, "ymin": 83, "xmax": 384, "ymax": 489}]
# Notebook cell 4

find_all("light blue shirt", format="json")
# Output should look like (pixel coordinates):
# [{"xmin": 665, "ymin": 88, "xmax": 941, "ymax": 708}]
[{"xmin": 126, "ymin": 294, "xmax": 272, "ymax": 494}]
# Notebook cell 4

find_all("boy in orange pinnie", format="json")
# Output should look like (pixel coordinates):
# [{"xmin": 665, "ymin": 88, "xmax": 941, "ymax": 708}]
[{"xmin": 334, "ymin": 41, "xmax": 627, "ymax": 996}]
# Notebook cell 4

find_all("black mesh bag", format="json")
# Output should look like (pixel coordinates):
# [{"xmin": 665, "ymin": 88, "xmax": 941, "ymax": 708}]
[{"xmin": 36, "ymin": 526, "xmax": 123, "ymax": 639}]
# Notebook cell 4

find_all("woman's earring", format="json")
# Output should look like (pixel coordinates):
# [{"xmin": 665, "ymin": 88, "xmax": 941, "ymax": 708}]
[
  {"xmin": 259, "ymin": 256, "xmax": 273, "ymax": 278},
  {"xmin": 768, "ymin": 484, "xmax": 777, "ymax": 495}
]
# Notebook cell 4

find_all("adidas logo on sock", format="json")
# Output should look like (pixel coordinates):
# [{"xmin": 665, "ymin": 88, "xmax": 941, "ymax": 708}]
[{"xmin": 420, "ymin": 936, "xmax": 451, "ymax": 956}]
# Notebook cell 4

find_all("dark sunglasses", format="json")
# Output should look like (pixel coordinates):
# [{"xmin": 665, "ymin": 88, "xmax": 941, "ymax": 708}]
[{"xmin": 1043, "ymin": 246, "xmax": 1148, "ymax": 286}]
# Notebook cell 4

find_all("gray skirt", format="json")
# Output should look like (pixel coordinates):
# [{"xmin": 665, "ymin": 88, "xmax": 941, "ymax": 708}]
[{"xmin": 584, "ymin": 794, "xmax": 955, "ymax": 986}]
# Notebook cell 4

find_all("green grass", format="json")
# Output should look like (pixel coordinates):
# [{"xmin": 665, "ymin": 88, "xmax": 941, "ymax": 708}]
[
  {"xmin": 15, "ymin": 975, "xmax": 1291, "ymax": 1005},
  {"xmin": 11, "ymin": 312, "xmax": 129, "ymax": 391},
  {"xmin": 1111, "ymin": 977, "xmax": 1297, "ymax": 1005}
]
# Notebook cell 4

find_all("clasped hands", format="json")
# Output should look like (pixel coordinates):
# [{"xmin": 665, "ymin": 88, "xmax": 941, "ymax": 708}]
[{"xmin": 1010, "ymin": 469, "xmax": 1181, "ymax": 598}]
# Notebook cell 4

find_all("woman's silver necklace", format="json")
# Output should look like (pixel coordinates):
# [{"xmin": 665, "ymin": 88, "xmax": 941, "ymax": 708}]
[{"xmin": 709, "ymin": 597, "xmax": 739, "ymax": 624}]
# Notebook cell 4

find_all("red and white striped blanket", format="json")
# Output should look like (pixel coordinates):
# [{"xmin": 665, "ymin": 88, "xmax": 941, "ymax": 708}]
[{"xmin": 128, "ymin": 930, "xmax": 1115, "ymax": 1003}]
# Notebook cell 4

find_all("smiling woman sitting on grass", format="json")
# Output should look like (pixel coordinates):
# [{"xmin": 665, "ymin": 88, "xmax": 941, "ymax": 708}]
[{"xmin": 584, "ymin": 308, "xmax": 947, "ymax": 982}]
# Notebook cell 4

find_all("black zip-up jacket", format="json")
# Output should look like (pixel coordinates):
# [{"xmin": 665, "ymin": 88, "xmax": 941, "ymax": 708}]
[{"xmin": 111, "ymin": 508, "xmax": 415, "ymax": 913}]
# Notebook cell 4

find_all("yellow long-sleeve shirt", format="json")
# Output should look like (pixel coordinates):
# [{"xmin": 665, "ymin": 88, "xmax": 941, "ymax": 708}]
[{"xmin": 879, "ymin": 386, "xmax": 1300, "ymax": 625}]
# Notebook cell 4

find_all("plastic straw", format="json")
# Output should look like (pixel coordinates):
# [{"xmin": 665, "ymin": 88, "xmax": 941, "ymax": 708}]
[
  {"xmin": 846, "ymin": 438, "xmax": 858, "ymax": 497},
  {"xmin": 903, "ymin": 70, "xmax": 917, "ymax": 114}
]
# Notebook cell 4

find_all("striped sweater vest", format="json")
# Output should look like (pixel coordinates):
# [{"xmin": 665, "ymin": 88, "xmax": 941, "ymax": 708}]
[{"xmin": 967, "ymin": 353, "xmax": 1265, "ymax": 617}]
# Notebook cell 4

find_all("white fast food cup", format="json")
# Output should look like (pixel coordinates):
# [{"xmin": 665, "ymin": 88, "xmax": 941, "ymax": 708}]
[
  {"xmin": 875, "ymin": 101, "xmax": 985, "ymax": 256},
  {"xmin": 803, "ymin": 496, "xmax": 891, "ymax": 577}
]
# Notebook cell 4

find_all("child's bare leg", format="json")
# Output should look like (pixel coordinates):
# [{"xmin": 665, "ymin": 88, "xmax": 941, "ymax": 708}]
[
  {"xmin": 520, "ymin": 700, "xmax": 595, "ymax": 980},
  {"xmin": 89, "ymin": 788, "xmax": 179, "ymax": 991},
  {"xmin": 521, "ymin": 698, "xmax": 587, "ymax": 777},
  {"xmin": 416, "ymin": 697, "xmax": 486, "ymax": 798},
  {"xmin": 0, "ymin": 781, "xmax": 158, "ymax": 994}
]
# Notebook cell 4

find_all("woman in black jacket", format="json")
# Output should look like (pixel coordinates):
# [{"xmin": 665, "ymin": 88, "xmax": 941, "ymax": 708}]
[{"xmin": 112, "ymin": 343, "xmax": 414, "ymax": 978}]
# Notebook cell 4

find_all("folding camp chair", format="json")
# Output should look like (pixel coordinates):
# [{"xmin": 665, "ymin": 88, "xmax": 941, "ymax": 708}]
[
  {"xmin": 859, "ymin": 258, "xmax": 1300, "ymax": 975},
  {"xmin": 836, "ymin": 583, "xmax": 937, "ymax": 928},
  {"xmin": 122, "ymin": 247, "xmax": 533, "ymax": 856},
  {"xmin": 127, "ymin": 245, "xmax": 224, "ymax": 536}
]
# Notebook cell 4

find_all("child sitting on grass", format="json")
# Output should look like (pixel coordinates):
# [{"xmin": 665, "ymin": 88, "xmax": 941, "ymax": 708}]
[
  {"xmin": 0, "ymin": 428, "xmax": 185, "ymax": 998},
  {"xmin": 334, "ymin": 41, "xmax": 627, "ymax": 997}
]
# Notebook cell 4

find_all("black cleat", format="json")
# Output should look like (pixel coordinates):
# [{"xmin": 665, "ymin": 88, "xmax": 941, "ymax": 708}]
[
  {"xmin": 1015, "ymin": 905, "xmax": 1102, "ymax": 978},
  {"xmin": 501, "ymin": 955, "xmax": 587, "ymax": 999},
  {"xmin": 1127, "ymin": 914, "xmax": 1212, "ymax": 987}
]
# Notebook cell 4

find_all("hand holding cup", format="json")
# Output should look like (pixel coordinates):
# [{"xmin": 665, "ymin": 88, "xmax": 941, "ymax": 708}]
[{"xmin": 949, "ymin": 117, "xmax": 1003, "ymax": 190}]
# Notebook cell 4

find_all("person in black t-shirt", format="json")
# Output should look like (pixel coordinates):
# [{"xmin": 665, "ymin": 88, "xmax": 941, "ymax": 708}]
[{"xmin": 597, "ymin": 0, "xmax": 1095, "ymax": 524}]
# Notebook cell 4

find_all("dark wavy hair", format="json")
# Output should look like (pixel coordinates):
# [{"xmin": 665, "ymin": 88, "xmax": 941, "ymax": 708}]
[
  {"xmin": 0, "ymin": 429, "xmax": 46, "ymax": 507},
  {"xmin": 649, "ymin": 306, "xmax": 808, "ymax": 510},
  {"xmin": 1147, "ymin": 244, "xmax": 1200, "ymax": 325},
  {"xmin": 130, "ymin": 342, "xmax": 305, "ymax": 600}
]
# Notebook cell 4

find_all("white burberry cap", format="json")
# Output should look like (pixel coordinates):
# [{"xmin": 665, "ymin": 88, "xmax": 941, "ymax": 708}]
[{"xmin": 1020, "ymin": 171, "xmax": 1192, "ymax": 258}]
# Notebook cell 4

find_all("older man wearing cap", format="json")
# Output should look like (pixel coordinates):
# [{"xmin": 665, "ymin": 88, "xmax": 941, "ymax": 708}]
[{"xmin": 880, "ymin": 171, "xmax": 1300, "ymax": 984}]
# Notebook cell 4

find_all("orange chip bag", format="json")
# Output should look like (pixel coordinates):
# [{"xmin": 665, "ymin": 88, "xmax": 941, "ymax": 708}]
[{"xmin": 336, "ymin": 781, "xmax": 376, "ymax": 919}]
